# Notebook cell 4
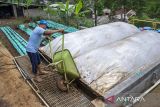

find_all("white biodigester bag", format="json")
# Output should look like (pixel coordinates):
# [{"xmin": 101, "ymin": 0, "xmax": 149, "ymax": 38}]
[
  {"xmin": 74, "ymin": 31, "xmax": 160, "ymax": 95},
  {"xmin": 41, "ymin": 22, "xmax": 139, "ymax": 58}
]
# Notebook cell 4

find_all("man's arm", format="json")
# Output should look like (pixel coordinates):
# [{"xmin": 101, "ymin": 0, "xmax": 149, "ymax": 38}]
[{"xmin": 44, "ymin": 29, "xmax": 64, "ymax": 35}]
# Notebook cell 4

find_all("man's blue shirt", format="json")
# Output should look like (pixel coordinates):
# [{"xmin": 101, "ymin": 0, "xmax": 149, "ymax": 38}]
[{"xmin": 26, "ymin": 26, "xmax": 45, "ymax": 53}]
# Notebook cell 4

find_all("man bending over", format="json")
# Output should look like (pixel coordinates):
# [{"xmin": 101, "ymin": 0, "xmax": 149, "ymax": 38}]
[{"xmin": 26, "ymin": 20, "xmax": 64, "ymax": 81}]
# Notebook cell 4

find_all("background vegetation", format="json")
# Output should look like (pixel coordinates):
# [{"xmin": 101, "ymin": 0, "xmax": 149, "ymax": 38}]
[{"xmin": 1, "ymin": 0, "xmax": 159, "ymax": 28}]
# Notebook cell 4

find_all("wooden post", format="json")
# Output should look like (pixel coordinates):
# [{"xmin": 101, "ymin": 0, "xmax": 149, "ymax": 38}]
[
  {"xmin": 94, "ymin": 0, "xmax": 97, "ymax": 26},
  {"xmin": 22, "ymin": 6, "xmax": 25, "ymax": 17},
  {"xmin": 12, "ymin": 5, "xmax": 17, "ymax": 18}
]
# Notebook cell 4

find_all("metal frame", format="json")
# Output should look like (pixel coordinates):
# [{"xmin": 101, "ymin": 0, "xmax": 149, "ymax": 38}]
[
  {"xmin": 129, "ymin": 18, "xmax": 160, "ymax": 30},
  {"xmin": 104, "ymin": 61, "xmax": 160, "ymax": 106},
  {"xmin": 13, "ymin": 56, "xmax": 50, "ymax": 107}
]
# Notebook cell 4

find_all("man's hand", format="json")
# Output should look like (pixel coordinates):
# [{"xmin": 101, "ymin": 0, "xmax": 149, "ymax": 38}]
[
  {"xmin": 44, "ymin": 29, "xmax": 64, "ymax": 35},
  {"xmin": 46, "ymin": 36, "xmax": 52, "ymax": 40},
  {"xmin": 59, "ymin": 29, "xmax": 64, "ymax": 34}
]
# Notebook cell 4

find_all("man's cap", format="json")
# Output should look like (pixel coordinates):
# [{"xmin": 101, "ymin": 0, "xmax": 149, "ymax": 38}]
[{"xmin": 39, "ymin": 20, "xmax": 48, "ymax": 26}]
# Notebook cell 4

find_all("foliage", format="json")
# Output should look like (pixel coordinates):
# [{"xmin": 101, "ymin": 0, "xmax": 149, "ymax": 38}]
[
  {"xmin": 104, "ymin": 0, "xmax": 119, "ymax": 20},
  {"xmin": 146, "ymin": 0, "xmax": 160, "ymax": 18},
  {"xmin": 74, "ymin": 0, "xmax": 91, "ymax": 28},
  {"xmin": 45, "ymin": 0, "xmax": 75, "ymax": 25},
  {"xmin": 69, "ymin": 17, "xmax": 94, "ymax": 28},
  {"xmin": 44, "ymin": 0, "xmax": 91, "ymax": 27},
  {"xmin": 24, "ymin": 0, "xmax": 33, "ymax": 17},
  {"xmin": 96, "ymin": 0, "xmax": 105, "ymax": 16},
  {"xmin": 75, "ymin": 0, "xmax": 83, "ymax": 16},
  {"xmin": 104, "ymin": 0, "xmax": 146, "ymax": 20},
  {"xmin": 24, "ymin": 0, "xmax": 32, "ymax": 7},
  {"xmin": 82, "ymin": 18, "xmax": 94, "ymax": 27},
  {"xmin": 104, "ymin": 0, "xmax": 160, "ymax": 20}
]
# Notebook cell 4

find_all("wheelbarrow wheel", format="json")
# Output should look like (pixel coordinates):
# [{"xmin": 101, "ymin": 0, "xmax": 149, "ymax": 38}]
[{"xmin": 56, "ymin": 78, "xmax": 68, "ymax": 92}]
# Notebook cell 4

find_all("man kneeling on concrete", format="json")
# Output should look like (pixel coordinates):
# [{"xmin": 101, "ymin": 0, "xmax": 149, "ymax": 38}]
[{"xmin": 26, "ymin": 20, "xmax": 64, "ymax": 82}]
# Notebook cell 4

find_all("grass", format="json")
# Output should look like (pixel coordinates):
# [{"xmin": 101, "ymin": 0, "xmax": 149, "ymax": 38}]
[{"xmin": 0, "ymin": 17, "xmax": 26, "ymax": 27}]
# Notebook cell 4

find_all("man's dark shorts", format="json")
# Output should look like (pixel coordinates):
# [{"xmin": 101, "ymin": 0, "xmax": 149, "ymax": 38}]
[{"xmin": 27, "ymin": 51, "xmax": 41, "ymax": 74}]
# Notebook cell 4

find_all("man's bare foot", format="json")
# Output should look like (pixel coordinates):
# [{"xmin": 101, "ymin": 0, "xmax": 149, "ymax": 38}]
[
  {"xmin": 37, "ymin": 65, "xmax": 48, "ymax": 75},
  {"xmin": 38, "ymin": 71, "xmax": 48, "ymax": 75},
  {"xmin": 43, "ymin": 66, "xmax": 52, "ymax": 71},
  {"xmin": 33, "ymin": 76, "xmax": 43, "ymax": 82}
]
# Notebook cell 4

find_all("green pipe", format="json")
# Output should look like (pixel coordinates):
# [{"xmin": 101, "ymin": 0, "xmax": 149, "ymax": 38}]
[
  {"xmin": 3, "ymin": 27, "xmax": 25, "ymax": 54},
  {"xmin": 7, "ymin": 27, "xmax": 28, "ymax": 44},
  {"xmin": 4, "ymin": 27, "xmax": 26, "ymax": 55},
  {"xmin": 28, "ymin": 22, "xmax": 37, "ymax": 28},
  {"xmin": 6, "ymin": 27, "xmax": 27, "ymax": 47},
  {"xmin": 0, "ymin": 27, "xmax": 25, "ymax": 55},
  {"xmin": 1, "ymin": 27, "xmax": 23, "ymax": 55},
  {"xmin": 18, "ymin": 24, "xmax": 33, "ymax": 36},
  {"xmin": 1, "ymin": 27, "xmax": 27, "ymax": 55},
  {"xmin": 47, "ymin": 20, "xmax": 78, "ymax": 33}
]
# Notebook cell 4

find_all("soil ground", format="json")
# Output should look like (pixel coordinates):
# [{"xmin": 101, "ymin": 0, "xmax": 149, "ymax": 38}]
[
  {"xmin": 12, "ymin": 26, "xmax": 29, "ymax": 41},
  {"xmin": 0, "ymin": 19, "xmax": 44, "ymax": 107},
  {"xmin": 135, "ymin": 85, "xmax": 160, "ymax": 107},
  {"xmin": 0, "ymin": 29, "xmax": 19, "ymax": 56},
  {"xmin": 0, "ymin": 19, "xmax": 29, "ymax": 56},
  {"xmin": 0, "ymin": 42, "xmax": 44, "ymax": 107}
]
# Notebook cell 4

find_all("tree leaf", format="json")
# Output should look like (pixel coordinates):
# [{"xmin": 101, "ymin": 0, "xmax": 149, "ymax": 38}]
[
  {"xmin": 68, "ymin": 5, "xmax": 75, "ymax": 13},
  {"xmin": 66, "ymin": 0, "xmax": 70, "ymax": 11},
  {"xmin": 75, "ymin": 0, "xmax": 83, "ymax": 15},
  {"xmin": 57, "ymin": 2, "xmax": 66, "ymax": 10}
]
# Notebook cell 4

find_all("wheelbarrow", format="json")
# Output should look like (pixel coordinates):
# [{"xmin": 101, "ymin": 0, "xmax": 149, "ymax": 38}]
[{"xmin": 47, "ymin": 33, "xmax": 80, "ymax": 91}]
